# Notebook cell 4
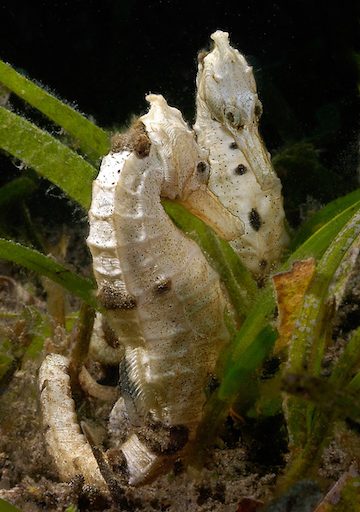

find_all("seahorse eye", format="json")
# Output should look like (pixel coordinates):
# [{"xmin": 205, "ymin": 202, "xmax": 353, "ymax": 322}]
[
  {"xmin": 225, "ymin": 109, "xmax": 244, "ymax": 129},
  {"xmin": 225, "ymin": 111, "xmax": 235, "ymax": 124}
]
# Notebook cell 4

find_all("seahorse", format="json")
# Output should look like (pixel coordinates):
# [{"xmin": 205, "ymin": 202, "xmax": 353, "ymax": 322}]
[
  {"xmin": 86, "ymin": 94, "xmax": 243, "ymax": 485},
  {"xmin": 194, "ymin": 31, "xmax": 288, "ymax": 277}
]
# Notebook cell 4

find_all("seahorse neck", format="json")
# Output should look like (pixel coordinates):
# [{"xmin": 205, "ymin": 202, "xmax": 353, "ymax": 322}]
[{"xmin": 113, "ymin": 153, "xmax": 181, "ymax": 299}]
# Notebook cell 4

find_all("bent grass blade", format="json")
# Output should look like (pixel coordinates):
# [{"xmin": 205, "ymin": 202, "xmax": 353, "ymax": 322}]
[
  {"xmin": 0, "ymin": 59, "xmax": 110, "ymax": 162},
  {"xmin": 0, "ymin": 107, "xmax": 96, "ymax": 209}
]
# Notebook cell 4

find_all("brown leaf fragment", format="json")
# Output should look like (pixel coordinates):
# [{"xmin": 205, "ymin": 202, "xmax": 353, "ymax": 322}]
[{"xmin": 272, "ymin": 258, "xmax": 316, "ymax": 354}]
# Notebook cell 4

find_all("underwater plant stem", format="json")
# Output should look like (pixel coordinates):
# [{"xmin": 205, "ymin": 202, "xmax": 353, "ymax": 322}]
[
  {"xmin": 283, "ymin": 374, "xmax": 360, "ymax": 422},
  {"xmin": 69, "ymin": 303, "xmax": 95, "ymax": 371},
  {"xmin": 348, "ymin": 371, "xmax": 360, "ymax": 392},
  {"xmin": 0, "ymin": 106, "xmax": 96, "ymax": 209},
  {"xmin": 0, "ymin": 238, "xmax": 98, "ymax": 308},
  {"xmin": 197, "ymin": 201, "xmax": 360, "ymax": 457},
  {"xmin": 20, "ymin": 202, "xmax": 47, "ymax": 252},
  {"xmin": 0, "ymin": 59, "xmax": 110, "ymax": 162},
  {"xmin": 285, "ymin": 210, "xmax": 360, "ymax": 448},
  {"xmin": 164, "ymin": 199, "xmax": 257, "ymax": 323},
  {"xmin": 192, "ymin": 395, "xmax": 229, "ymax": 466},
  {"xmin": 330, "ymin": 326, "xmax": 360, "ymax": 388},
  {"xmin": 68, "ymin": 303, "xmax": 95, "ymax": 391},
  {"xmin": 220, "ymin": 201, "xmax": 360, "ymax": 402},
  {"xmin": 278, "ymin": 409, "xmax": 333, "ymax": 493},
  {"xmin": 0, "ymin": 177, "xmax": 37, "ymax": 209},
  {"xmin": 196, "ymin": 325, "xmax": 277, "ymax": 453},
  {"xmin": 290, "ymin": 187, "xmax": 360, "ymax": 249}
]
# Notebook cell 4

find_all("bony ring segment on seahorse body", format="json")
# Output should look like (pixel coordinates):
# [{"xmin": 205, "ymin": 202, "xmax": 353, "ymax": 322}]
[
  {"xmin": 195, "ymin": 30, "xmax": 288, "ymax": 276},
  {"xmin": 39, "ymin": 353, "xmax": 108, "ymax": 492}
]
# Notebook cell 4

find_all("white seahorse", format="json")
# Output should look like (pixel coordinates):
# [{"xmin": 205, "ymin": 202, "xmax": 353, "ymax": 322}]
[
  {"xmin": 88, "ymin": 94, "xmax": 243, "ymax": 484},
  {"xmin": 195, "ymin": 30, "xmax": 288, "ymax": 277},
  {"xmin": 39, "ymin": 94, "xmax": 243, "ymax": 488}
]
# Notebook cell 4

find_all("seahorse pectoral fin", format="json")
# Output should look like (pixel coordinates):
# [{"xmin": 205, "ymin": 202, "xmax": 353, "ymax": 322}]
[{"xmin": 179, "ymin": 187, "xmax": 244, "ymax": 241}]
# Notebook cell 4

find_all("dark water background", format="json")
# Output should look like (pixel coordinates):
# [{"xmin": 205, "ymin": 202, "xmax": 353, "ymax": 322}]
[{"xmin": 0, "ymin": 0, "xmax": 358, "ymax": 225}]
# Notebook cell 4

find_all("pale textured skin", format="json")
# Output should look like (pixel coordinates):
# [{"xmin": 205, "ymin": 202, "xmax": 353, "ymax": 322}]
[
  {"xmin": 194, "ymin": 30, "xmax": 288, "ymax": 276},
  {"xmin": 89, "ymin": 312, "xmax": 125, "ymax": 365},
  {"xmin": 87, "ymin": 95, "xmax": 242, "ymax": 485},
  {"xmin": 38, "ymin": 354, "xmax": 107, "ymax": 492}
]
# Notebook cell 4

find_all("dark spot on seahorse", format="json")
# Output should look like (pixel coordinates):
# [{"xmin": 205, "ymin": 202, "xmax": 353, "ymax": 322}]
[
  {"xmin": 111, "ymin": 119, "xmax": 151, "ymax": 159},
  {"xmin": 234, "ymin": 164, "xmax": 247, "ymax": 175},
  {"xmin": 101, "ymin": 318, "xmax": 120, "ymax": 348},
  {"xmin": 259, "ymin": 259, "xmax": 267, "ymax": 270},
  {"xmin": 154, "ymin": 278, "xmax": 172, "ymax": 294},
  {"xmin": 249, "ymin": 208, "xmax": 262, "ymax": 231},
  {"xmin": 97, "ymin": 283, "xmax": 137, "ymax": 310},
  {"xmin": 197, "ymin": 161, "xmax": 208, "ymax": 174},
  {"xmin": 137, "ymin": 420, "xmax": 189, "ymax": 456},
  {"xmin": 229, "ymin": 142, "xmax": 238, "ymax": 150}
]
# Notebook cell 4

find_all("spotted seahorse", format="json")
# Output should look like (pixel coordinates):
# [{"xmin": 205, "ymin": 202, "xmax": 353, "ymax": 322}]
[
  {"xmin": 194, "ymin": 30, "xmax": 288, "ymax": 277},
  {"xmin": 86, "ymin": 94, "xmax": 243, "ymax": 485}
]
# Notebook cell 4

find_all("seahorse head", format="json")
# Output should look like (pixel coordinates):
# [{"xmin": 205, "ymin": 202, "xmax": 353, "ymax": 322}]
[
  {"xmin": 196, "ymin": 30, "xmax": 277, "ymax": 190},
  {"xmin": 141, "ymin": 94, "xmax": 244, "ymax": 241},
  {"xmin": 141, "ymin": 94, "xmax": 208, "ymax": 199},
  {"xmin": 197, "ymin": 31, "xmax": 262, "ymax": 131}
]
